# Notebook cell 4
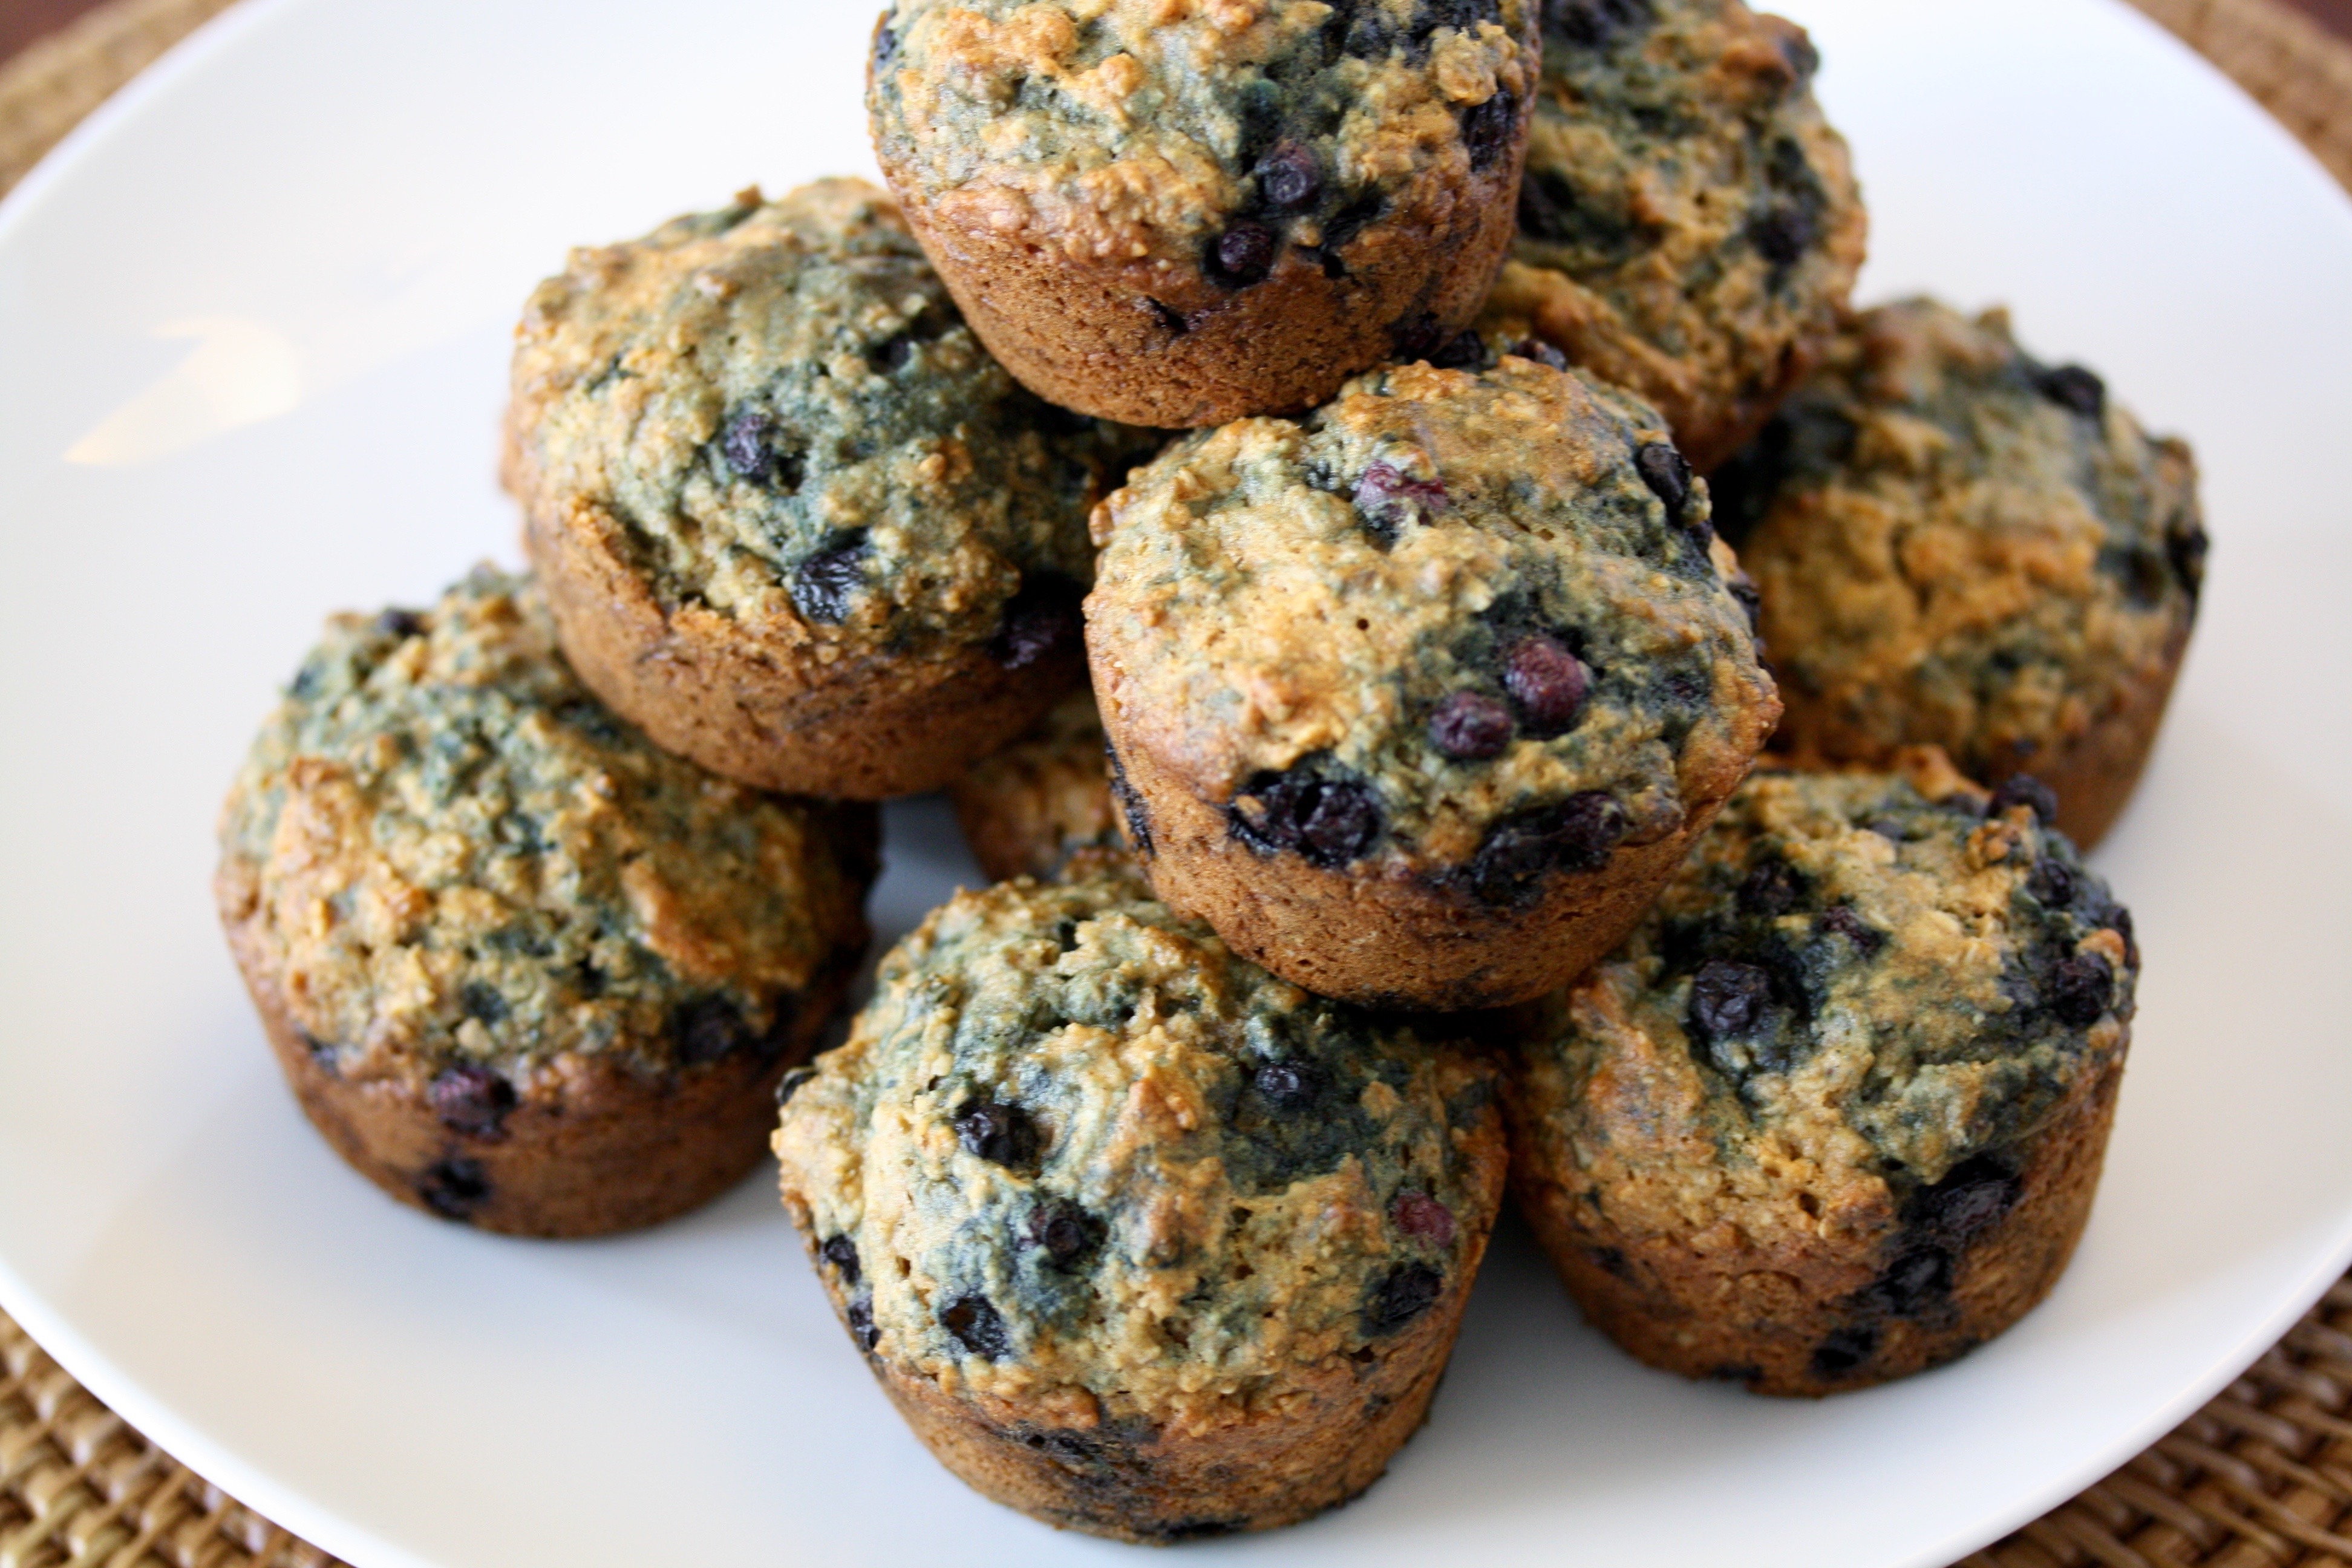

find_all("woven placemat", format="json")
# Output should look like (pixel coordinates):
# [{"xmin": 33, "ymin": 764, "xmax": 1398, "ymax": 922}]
[{"xmin": 3, "ymin": 1, "xmax": 2350, "ymax": 1565}]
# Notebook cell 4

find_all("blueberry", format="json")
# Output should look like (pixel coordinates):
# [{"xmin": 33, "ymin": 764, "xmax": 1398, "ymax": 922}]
[
  {"xmin": 459, "ymin": 981, "xmax": 507, "ymax": 1025},
  {"xmin": 820, "ymin": 1234, "xmax": 862, "ymax": 1286},
  {"xmin": 2169, "ymin": 515, "xmax": 2209, "ymax": 597},
  {"xmin": 720, "ymin": 410, "xmax": 805, "ymax": 491},
  {"xmin": 1738, "ymin": 860, "xmax": 1801, "ymax": 917},
  {"xmin": 2049, "ymin": 952, "xmax": 2114, "ymax": 1028},
  {"xmin": 792, "ymin": 532, "xmax": 869, "ymax": 625},
  {"xmin": 1390, "ymin": 1191, "xmax": 1457, "ymax": 1248},
  {"xmin": 1390, "ymin": 312, "xmax": 1449, "ymax": 362},
  {"xmin": 776, "ymin": 1065, "xmax": 817, "ymax": 1107},
  {"xmin": 1989, "ymin": 775, "xmax": 2059, "ymax": 824},
  {"xmin": 418, "ymin": 1157, "xmax": 490, "ymax": 1221},
  {"xmin": 1429, "ymin": 691, "xmax": 1515, "ymax": 760},
  {"xmin": 1253, "ymin": 1059, "xmax": 1324, "ymax": 1111},
  {"xmin": 1544, "ymin": 0, "xmax": 1653, "ymax": 47},
  {"xmin": 1503, "ymin": 635, "xmax": 1591, "ymax": 737},
  {"xmin": 941, "ymin": 1293, "xmax": 1013, "ymax": 1359},
  {"xmin": 1727, "ymin": 570, "xmax": 1763, "ymax": 634},
  {"xmin": 1688, "ymin": 959, "xmax": 1772, "ymax": 1042},
  {"xmin": 871, "ymin": 18, "xmax": 900, "ymax": 79},
  {"xmin": 845, "ymin": 1297, "xmax": 880, "ymax": 1352},
  {"xmin": 1353, "ymin": 462, "xmax": 1447, "ymax": 544},
  {"xmin": 1254, "ymin": 141, "xmax": 1322, "ymax": 210},
  {"xmin": 986, "ymin": 571, "xmax": 1085, "ymax": 670},
  {"xmin": 953, "ymin": 1100, "xmax": 1039, "ymax": 1168},
  {"xmin": 1634, "ymin": 442, "xmax": 1696, "ymax": 526},
  {"xmin": 671, "ymin": 994, "xmax": 786, "ymax": 1065},
  {"xmin": 1231, "ymin": 766, "xmax": 1383, "ymax": 869},
  {"xmin": 1748, "ymin": 203, "xmax": 1817, "ymax": 267},
  {"xmin": 427, "ymin": 1066, "xmax": 515, "ymax": 1138},
  {"xmin": 1912, "ymin": 1155, "xmax": 2020, "ymax": 1242},
  {"xmin": 1862, "ymin": 1248, "xmax": 1954, "ymax": 1316},
  {"xmin": 1105, "ymin": 743, "xmax": 1154, "ymax": 857},
  {"xmin": 1145, "ymin": 298, "xmax": 1190, "ymax": 336},
  {"xmin": 1028, "ymin": 1201, "xmax": 1100, "ymax": 1269},
  {"xmin": 1777, "ymin": 26, "xmax": 1820, "ymax": 81},
  {"xmin": 1514, "ymin": 338, "xmax": 1569, "ymax": 371},
  {"xmin": 1810, "ymin": 1324, "xmax": 1878, "ymax": 1380},
  {"xmin": 1362, "ymin": 1263, "xmax": 1444, "ymax": 1336},
  {"xmin": 2027, "ymin": 855, "xmax": 2075, "ymax": 908},
  {"xmin": 374, "ymin": 608, "xmax": 426, "ymax": 639},
  {"xmin": 1466, "ymin": 793, "xmax": 1625, "ymax": 904},
  {"xmin": 1207, "ymin": 221, "xmax": 1277, "ymax": 288},
  {"xmin": 2037, "ymin": 365, "xmax": 2106, "ymax": 420},
  {"xmin": 1461, "ymin": 90, "xmax": 1516, "ymax": 173},
  {"xmin": 1817, "ymin": 905, "xmax": 1882, "ymax": 954},
  {"xmin": 1429, "ymin": 330, "xmax": 1489, "ymax": 370}
]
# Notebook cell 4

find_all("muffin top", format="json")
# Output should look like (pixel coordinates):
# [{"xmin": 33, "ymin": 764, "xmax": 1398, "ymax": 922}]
[
  {"xmin": 1087, "ymin": 354, "xmax": 1777, "ymax": 904},
  {"xmin": 773, "ymin": 868, "xmax": 1504, "ymax": 1419},
  {"xmin": 508, "ymin": 178, "xmax": 1146, "ymax": 659},
  {"xmin": 1514, "ymin": 754, "xmax": 2136, "ymax": 1195},
  {"xmin": 949, "ymin": 688, "xmax": 1128, "ymax": 883},
  {"xmin": 215, "ymin": 568, "xmax": 874, "ymax": 1087},
  {"xmin": 871, "ymin": 0, "xmax": 1537, "ymax": 267},
  {"xmin": 1486, "ymin": 0, "xmax": 1864, "ymax": 466},
  {"xmin": 1714, "ymin": 299, "xmax": 2206, "ymax": 777}
]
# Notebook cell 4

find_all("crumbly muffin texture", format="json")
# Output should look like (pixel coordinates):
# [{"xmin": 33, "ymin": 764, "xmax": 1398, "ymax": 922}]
[
  {"xmin": 1088, "ymin": 355, "xmax": 1775, "ymax": 900},
  {"xmin": 216, "ymin": 567, "xmax": 873, "ymax": 1087},
  {"xmin": 949, "ymin": 689, "xmax": 1128, "ymax": 883},
  {"xmin": 1714, "ymin": 299, "xmax": 2205, "ymax": 793},
  {"xmin": 507, "ymin": 178, "xmax": 1142, "ymax": 656},
  {"xmin": 774, "ymin": 869, "xmax": 1503, "ymax": 1425},
  {"xmin": 1486, "ymin": 0, "xmax": 1865, "ymax": 469},
  {"xmin": 872, "ymin": 0, "xmax": 1537, "ymax": 268}
]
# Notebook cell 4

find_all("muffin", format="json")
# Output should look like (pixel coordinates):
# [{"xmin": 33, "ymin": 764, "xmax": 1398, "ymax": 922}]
[
  {"xmin": 1086, "ymin": 353, "xmax": 1780, "ymax": 1010},
  {"xmin": 1713, "ymin": 299, "xmax": 2206, "ymax": 847},
  {"xmin": 215, "ymin": 568, "xmax": 878, "ymax": 1238},
  {"xmin": 773, "ymin": 867, "xmax": 1508, "ymax": 1541},
  {"xmin": 506, "ymin": 178, "xmax": 1152, "ymax": 799},
  {"xmin": 869, "ymin": 0, "xmax": 1540, "ymax": 427},
  {"xmin": 1506, "ymin": 752, "xmax": 2136, "ymax": 1396},
  {"xmin": 948, "ymin": 688, "xmax": 1127, "ymax": 883},
  {"xmin": 1481, "ymin": 0, "xmax": 1866, "ymax": 471}
]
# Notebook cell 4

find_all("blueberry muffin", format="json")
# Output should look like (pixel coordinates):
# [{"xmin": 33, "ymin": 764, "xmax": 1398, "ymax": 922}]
[
  {"xmin": 215, "ymin": 569, "xmax": 878, "ymax": 1238},
  {"xmin": 1480, "ymin": 0, "xmax": 1866, "ymax": 472},
  {"xmin": 1086, "ymin": 354, "xmax": 1779, "ymax": 1010},
  {"xmin": 773, "ymin": 867, "xmax": 1507, "ymax": 1541},
  {"xmin": 869, "ymin": 0, "xmax": 1540, "ymax": 427},
  {"xmin": 1506, "ymin": 751, "xmax": 2136, "ymax": 1396},
  {"xmin": 1713, "ymin": 299, "xmax": 2206, "ymax": 848},
  {"xmin": 506, "ymin": 178, "xmax": 1152, "ymax": 799},
  {"xmin": 948, "ymin": 689, "xmax": 1128, "ymax": 884}
]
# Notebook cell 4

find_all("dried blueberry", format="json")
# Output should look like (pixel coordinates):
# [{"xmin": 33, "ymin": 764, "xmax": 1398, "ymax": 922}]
[
  {"xmin": 2048, "ymin": 952, "xmax": 2114, "ymax": 1028},
  {"xmin": 776, "ymin": 1065, "xmax": 817, "ymax": 1107},
  {"xmin": 1466, "ymin": 793, "xmax": 1625, "ymax": 904},
  {"xmin": 986, "ymin": 571, "xmax": 1085, "ymax": 670},
  {"xmin": 1363, "ymin": 1263, "xmax": 1444, "ymax": 1336},
  {"xmin": 941, "ymin": 1293, "xmax": 1013, "ymax": 1359},
  {"xmin": 1912, "ymin": 1155, "xmax": 2020, "ymax": 1242},
  {"xmin": 428, "ymin": 1066, "xmax": 515, "ymax": 1138},
  {"xmin": 1429, "ymin": 691, "xmax": 1515, "ymax": 760},
  {"xmin": 1817, "ymin": 905, "xmax": 1882, "ymax": 953},
  {"xmin": 1738, "ymin": 859, "xmax": 1802, "ymax": 917},
  {"xmin": 417, "ymin": 1157, "xmax": 490, "ymax": 1221},
  {"xmin": 1461, "ymin": 90, "xmax": 1516, "ymax": 173},
  {"xmin": 871, "ymin": 18, "xmax": 900, "ymax": 79},
  {"xmin": 2037, "ymin": 364, "xmax": 2106, "ymax": 420},
  {"xmin": 1810, "ymin": 1324, "xmax": 1878, "ymax": 1380},
  {"xmin": 844, "ymin": 1296, "xmax": 880, "ymax": 1352},
  {"xmin": 1028, "ymin": 1200, "xmax": 1100, "ymax": 1269},
  {"xmin": 720, "ymin": 410, "xmax": 805, "ymax": 491},
  {"xmin": 1748, "ymin": 203, "xmax": 1817, "ymax": 267},
  {"xmin": 2027, "ymin": 855, "xmax": 2076, "ymax": 909},
  {"xmin": 1390, "ymin": 1191, "xmax": 1457, "ymax": 1249},
  {"xmin": 820, "ymin": 1234, "xmax": 862, "ymax": 1286},
  {"xmin": 1353, "ymin": 462, "xmax": 1448, "ymax": 544},
  {"xmin": 1207, "ymin": 221, "xmax": 1277, "ymax": 288},
  {"xmin": 374, "ymin": 608, "xmax": 426, "ymax": 639},
  {"xmin": 1504, "ymin": 635, "xmax": 1592, "ymax": 737},
  {"xmin": 1253, "ymin": 1059, "xmax": 1324, "ymax": 1111},
  {"xmin": 1231, "ymin": 766, "xmax": 1383, "ymax": 868},
  {"xmin": 1254, "ymin": 141, "xmax": 1322, "ymax": 211},
  {"xmin": 791, "ymin": 532, "xmax": 869, "ymax": 625},
  {"xmin": 1989, "ymin": 775, "xmax": 2059, "ymax": 824},
  {"xmin": 1635, "ymin": 441, "xmax": 1694, "ymax": 518},
  {"xmin": 1688, "ymin": 959, "xmax": 1772, "ymax": 1042},
  {"xmin": 953, "ymin": 1100, "xmax": 1039, "ymax": 1168}
]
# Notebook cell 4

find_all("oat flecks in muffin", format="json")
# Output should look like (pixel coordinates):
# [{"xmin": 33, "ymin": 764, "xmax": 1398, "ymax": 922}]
[
  {"xmin": 872, "ymin": 0, "xmax": 1538, "ymax": 269},
  {"xmin": 508, "ymin": 178, "xmax": 1142, "ymax": 653},
  {"xmin": 1088, "ymin": 356, "xmax": 1774, "ymax": 892},
  {"xmin": 1486, "ymin": 0, "xmax": 1866, "ymax": 469},
  {"xmin": 775, "ymin": 867, "xmax": 1502, "ymax": 1422},
  {"xmin": 215, "ymin": 567, "xmax": 871, "ymax": 1088},
  {"xmin": 1715, "ymin": 299, "xmax": 2204, "ymax": 826}
]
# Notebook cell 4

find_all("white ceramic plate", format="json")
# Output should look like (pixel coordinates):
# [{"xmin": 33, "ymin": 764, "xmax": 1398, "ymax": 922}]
[{"xmin": 3, "ymin": 2, "xmax": 2350, "ymax": 1564}]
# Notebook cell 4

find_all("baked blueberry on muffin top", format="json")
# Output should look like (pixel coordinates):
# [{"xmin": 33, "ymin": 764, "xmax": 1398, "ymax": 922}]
[
  {"xmin": 1087, "ymin": 353, "xmax": 1779, "ymax": 1006},
  {"xmin": 506, "ymin": 178, "xmax": 1152, "ymax": 797},
  {"xmin": 774, "ymin": 866, "xmax": 1506, "ymax": 1540},
  {"xmin": 1716, "ymin": 298, "xmax": 2205, "ymax": 846},
  {"xmin": 1484, "ymin": 0, "xmax": 1866, "ymax": 470},
  {"xmin": 1507, "ymin": 753, "xmax": 2136, "ymax": 1393},
  {"xmin": 869, "ymin": 0, "xmax": 1541, "ymax": 425}
]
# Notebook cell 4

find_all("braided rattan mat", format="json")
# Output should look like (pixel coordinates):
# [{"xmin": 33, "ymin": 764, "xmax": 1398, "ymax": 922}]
[{"xmin": 4, "ymin": 0, "xmax": 2351, "ymax": 1564}]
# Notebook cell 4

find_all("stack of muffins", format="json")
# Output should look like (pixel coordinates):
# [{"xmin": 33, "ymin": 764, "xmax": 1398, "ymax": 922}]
[{"xmin": 214, "ymin": 0, "xmax": 2205, "ymax": 1544}]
